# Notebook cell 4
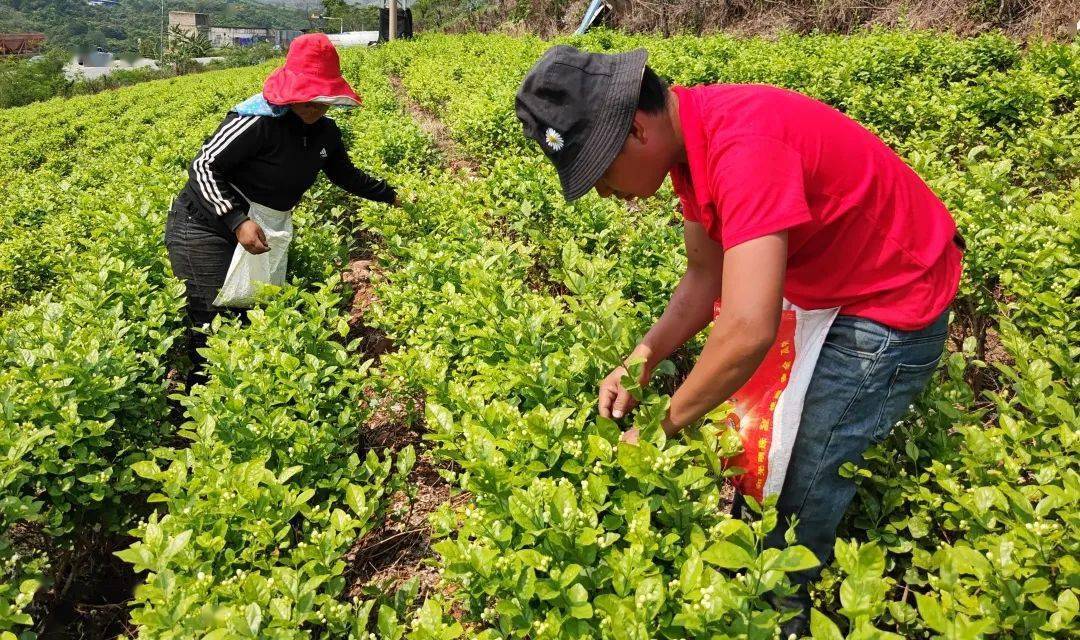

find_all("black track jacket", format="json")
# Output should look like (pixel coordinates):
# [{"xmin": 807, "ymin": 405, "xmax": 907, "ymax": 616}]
[{"xmin": 177, "ymin": 109, "xmax": 396, "ymax": 232}]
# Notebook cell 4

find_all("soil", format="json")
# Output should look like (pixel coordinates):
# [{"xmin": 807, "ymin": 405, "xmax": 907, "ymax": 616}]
[
  {"xmin": 947, "ymin": 310, "xmax": 1014, "ymax": 397},
  {"xmin": 342, "ymin": 257, "xmax": 396, "ymax": 358},
  {"xmin": 343, "ymin": 459, "xmax": 466, "ymax": 601},
  {"xmin": 981, "ymin": 326, "xmax": 1010, "ymax": 369},
  {"xmin": 19, "ymin": 530, "xmax": 140, "ymax": 640},
  {"xmin": 339, "ymin": 219, "xmax": 468, "ymax": 609},
  {"xmin": 346, "ymin": 382, "xmax": 468, "ymax": 605}
]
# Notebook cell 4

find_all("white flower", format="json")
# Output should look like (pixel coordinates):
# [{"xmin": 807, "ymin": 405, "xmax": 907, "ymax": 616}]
[{"xmin": 544, "ymin": 127, "xmax": 564, "ymax": 152}]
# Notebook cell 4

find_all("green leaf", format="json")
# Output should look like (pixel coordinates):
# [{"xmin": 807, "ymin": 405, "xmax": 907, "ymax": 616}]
[
  {"xmin": 774, "ymin": 546, "xmax": 819, "ymax": 573},
  {"xmin": 163, "ymin": 529, "xmax": 191, "ymax": 560},
  {"xmin": 810, "ymin": 609, "xmax": 844, "ymax": 640},
  {"xmin": 396, "ymin": 445, "xmax": 417, "ymax": 476},
  {"xmin": 559, "ymin": 564, "xmax": 582, "ymax": 588},
  {"xmin": 426, "ymin": 403, "xmax": 455, "ymax": 434},
  {"xmin": 1023, "ymin": 577, "xmax": 1051, "ymax": 593},
  {"xmin": 916, "ymin": 593, "xmax": 950, "ymax": 633},
  {"xmin": 244, "ymin": 603, "xmax": 262, "ymax": 636},
  {"xmin": 378, "ymin": 604, "xmax": 403, "ymax": 640},
  {"xmin": 269, "ymin": 598, "xmax": 291, "ymax": 623},
  {"xmin": 1057, "ymin": 589, "xmax": 1078, "ymax": 614},
  {"xmin": 346, "ymin": 484, "xmax": 368, "ymax": 516},
  {"xmin": 278, "ymin": 465, "xmax": 303, "ymax": 483},
  {"xmin": 508, "ymin": 493, "xmax": 539, "ymax": 530},
  {"xmin": 702, "ymin": 541, "xmax": 753, "ymax": 570},
  {"xmin": 679, "ymin": 550, "xmax": 703, "ymax": 592},
  {"xmin": 130, "ymin": 459, "xmax": 161, "ymax": 480},
  {"xmin": 567, "ymin": 583, "xmax": 589, "ymax": 606}
]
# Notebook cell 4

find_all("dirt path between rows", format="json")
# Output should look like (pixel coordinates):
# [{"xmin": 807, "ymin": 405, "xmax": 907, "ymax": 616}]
[
  {"xmin": 338, "ymin": 79, "xmax": 478, "ymax": 602},
  {"xmin": 387, "ymin": 75, "xmax": 480, "ymax": 177},
  {"xmin": 384, "ymin": 75, "xmax": 574, "ymax": 297},
  {"xmin": 341, "ymin": 256, "xmax": 457, "ymax": 600}
]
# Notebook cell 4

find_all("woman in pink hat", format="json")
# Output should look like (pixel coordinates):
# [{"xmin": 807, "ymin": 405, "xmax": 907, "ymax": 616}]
[{"xmin": 165, "ymin": 33, "xmax": 399, "ymax": 386}]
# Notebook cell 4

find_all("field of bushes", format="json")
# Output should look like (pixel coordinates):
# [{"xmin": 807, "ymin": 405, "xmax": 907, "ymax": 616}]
[{"xmin": 0, "ymin": 28, "xmax": 1076, "ymax": 639}]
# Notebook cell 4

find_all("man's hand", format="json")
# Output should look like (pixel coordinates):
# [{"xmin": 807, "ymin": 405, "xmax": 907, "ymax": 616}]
[
  {"xmin": 599, "ymin": 365, "xmax": 640, "ymax": 419},
  {"xmin": 602, "ymin": 222, "xmax": 724, "ymax": 427},
  {"xmin": 619, "ymin": 428, "xmax": 640, "ymax": 445},
  {"xmin": 236, "ymin": 219, "xmax": 269, "ymax": 255}
]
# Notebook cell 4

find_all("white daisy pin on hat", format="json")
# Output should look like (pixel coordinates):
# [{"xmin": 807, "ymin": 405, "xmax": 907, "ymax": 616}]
[{"xmin": 544, "ymin": 127, "xmax": 564, "ymax": 152}]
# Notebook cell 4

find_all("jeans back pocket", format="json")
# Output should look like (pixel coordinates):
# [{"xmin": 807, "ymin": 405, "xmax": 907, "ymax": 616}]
[{"xmin": 871, "ymin": 355, "xmax": 943, "ymax": 443}]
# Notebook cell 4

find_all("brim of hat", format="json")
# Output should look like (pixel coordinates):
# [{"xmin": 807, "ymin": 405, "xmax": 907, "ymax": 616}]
[
  {"xmin": 263, "ymin": 66, "xmax": 362, "ymax": 107},
  {"xmin": 557, "ymin": 48, "xmax": 648, "ymax": 201}
]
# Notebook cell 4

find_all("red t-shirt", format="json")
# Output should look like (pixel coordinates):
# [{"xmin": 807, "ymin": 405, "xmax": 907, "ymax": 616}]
[{"xmin": 669, "ymin": 84, "xmax": 962, "ymax": 331}]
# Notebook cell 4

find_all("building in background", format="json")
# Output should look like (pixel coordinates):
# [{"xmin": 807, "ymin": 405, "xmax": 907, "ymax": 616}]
[
  {"xmin": 168, "ymin": 11, "xmax": 210, "ymax": 39},
  {"xmin": 86, "ymin": 0, "xmax": 121, "ymax": 6},
  {"xmin": 378, "ymin": 7, "xmax": 413, "ymax": 42},
  {"xmin": 0, "ymin": 32, "xmax": 46, "ymax": 56},
  {"xmin": 208, "ymin": 26, "xmax": 303, "ymax": 49},
  {"xmin": 64, "ymin": 52, "xmax": 159, "ymax": 81},
  {"xmin": 326, "ymin": 31, "xmax": 379, "ymax": 48},
  {"xmin": 167, "ymin": 11, "xmax": 301, "ymax": 50}
]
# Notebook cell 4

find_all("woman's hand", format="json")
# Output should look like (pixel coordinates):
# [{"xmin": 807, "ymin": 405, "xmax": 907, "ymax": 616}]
[
  {"xmin": 598, "ymin": 365, "xmax": 640, "ymax": 420},
  {"xmin": 236, "ymin": 219, "xmax": 269, "ymax": 255}
]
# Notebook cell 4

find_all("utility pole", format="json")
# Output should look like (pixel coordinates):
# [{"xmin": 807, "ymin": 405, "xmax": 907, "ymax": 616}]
[
  {"xmin": 388, "ymin": 0, "xmax": 398, "ymax": 41},
  {"xmin": 160, "ymin": 0, "xmax": 165, "ymax": 59}
]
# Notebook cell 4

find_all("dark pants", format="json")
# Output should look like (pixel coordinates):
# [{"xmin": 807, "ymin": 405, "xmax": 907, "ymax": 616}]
[
  {"xmin": 164, "ymin": 201, "xmax": 244, "ymax": 386},
  {"xmin": 733, "ymin": 311, "xmax": 949, "ymax": 599}
]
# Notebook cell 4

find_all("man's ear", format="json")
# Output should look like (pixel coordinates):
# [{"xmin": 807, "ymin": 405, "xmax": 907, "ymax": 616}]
[{"xmin": 627, "ymin": 111, "xmax": 649, "ymax": 146}]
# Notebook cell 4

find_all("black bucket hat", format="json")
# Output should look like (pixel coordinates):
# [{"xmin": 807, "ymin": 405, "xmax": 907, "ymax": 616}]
[{"xmin": 515, "ymin": 45, "xmax": 648, "ymax": 201}]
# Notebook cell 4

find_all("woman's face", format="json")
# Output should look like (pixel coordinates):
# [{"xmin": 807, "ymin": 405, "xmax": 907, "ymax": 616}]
[{"xmin": 291, "ymin": 102, "xmax": 330, "ymax": 124}]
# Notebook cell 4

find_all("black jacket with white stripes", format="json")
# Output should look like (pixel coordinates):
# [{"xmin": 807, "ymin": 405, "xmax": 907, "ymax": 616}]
[{"xmin": 177, "ymin": 109, "xmax": 396, "ymax": 232}]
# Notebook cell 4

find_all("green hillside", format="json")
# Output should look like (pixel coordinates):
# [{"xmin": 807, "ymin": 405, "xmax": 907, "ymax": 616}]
[{"xmin": 0, "ymin": 0, "xmax": 311, "ymax": 54}]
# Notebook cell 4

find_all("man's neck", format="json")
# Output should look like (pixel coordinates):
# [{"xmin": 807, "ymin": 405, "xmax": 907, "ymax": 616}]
[{"xmin": 667, "ymin": 91, "xmax": 687, "ymax": 166}]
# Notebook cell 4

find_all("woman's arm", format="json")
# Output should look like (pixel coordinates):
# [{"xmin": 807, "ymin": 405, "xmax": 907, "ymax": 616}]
[
  {"xmin": 188, "ymin": 113, "xmax": 264, "ymax": 232},
  {"xmin": 323, "ymin": 140, "xmax": 397, "ymax": 204}
]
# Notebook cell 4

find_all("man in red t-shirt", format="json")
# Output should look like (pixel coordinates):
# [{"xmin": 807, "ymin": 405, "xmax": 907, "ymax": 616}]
[{"xmin": 516, "ymin": 46, "xmax": 962, "ymax": 635}]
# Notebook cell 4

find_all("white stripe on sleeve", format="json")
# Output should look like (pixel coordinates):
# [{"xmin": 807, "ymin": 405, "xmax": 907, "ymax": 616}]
[
  {"xmin": 193, "ymin": 116, "xmax": 260, "ymax": 216},
  {"xmin": 192, "ymin": 117, "xmax": 246, "ymax": 216}
]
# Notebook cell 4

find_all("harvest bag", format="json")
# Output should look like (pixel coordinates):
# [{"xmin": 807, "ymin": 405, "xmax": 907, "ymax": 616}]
[
  {"xmin": 214, "ymin": 198, "xmax": 293, "ymax": 308},
  {"xmin": 714, "ymin": 299, "xmax": 838, "ymax": 501}
]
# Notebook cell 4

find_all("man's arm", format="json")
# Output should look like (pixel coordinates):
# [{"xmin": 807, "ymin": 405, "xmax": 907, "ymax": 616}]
[
  {"xmin": 599, "ymin": 221, "xmax": 724, "ymax": 419},
  {"xmin": 662, "ymin": 232, "xmax": 787, "ymax": 434}
]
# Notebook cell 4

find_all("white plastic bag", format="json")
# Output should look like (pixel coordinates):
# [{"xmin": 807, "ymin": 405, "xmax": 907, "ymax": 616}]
[
  {"xmin": 715, "ymin": 299, "xmax": 839, "ymax": 501},
  {"xmin": 213, "ymin": 201, "xmax": 293, "ymax": 308}
]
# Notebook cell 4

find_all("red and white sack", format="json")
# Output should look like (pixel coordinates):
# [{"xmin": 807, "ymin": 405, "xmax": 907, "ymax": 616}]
[{"xmin": 714, "ymin": 299, "xmax": 838, "ymax": 502}]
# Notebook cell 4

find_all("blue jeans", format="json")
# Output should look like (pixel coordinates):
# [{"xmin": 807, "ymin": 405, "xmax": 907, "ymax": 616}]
[
  {"xmin": 735, "ymin": 310, "xmax": 950, "ymax": 588},
  {"xmin": 164, "ymin": 200, "xmax": 245, "ymax": 386}
]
